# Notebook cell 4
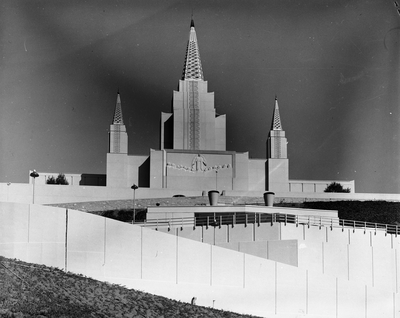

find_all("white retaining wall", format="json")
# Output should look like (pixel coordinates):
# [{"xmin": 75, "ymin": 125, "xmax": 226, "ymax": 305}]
[
  {"xmin": 288, "ymin": 179, "xmax": 355, "ymax": 193},
  {"xmin": 157, "ymin": 220, "xmax": 400, "ymax": 294},
  {"xmin": 1, "ymin": 182, "xmax": 399, "ymax": 205},
  {"xmin": 0, "ymin": 202, "xmax": 399, "ymax": 317}
]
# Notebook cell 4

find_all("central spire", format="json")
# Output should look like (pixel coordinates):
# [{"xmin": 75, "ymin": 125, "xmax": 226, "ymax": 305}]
[
  {"xmin": 165, "ymin": 18, "xmax": 226, "ymax": 151},
  {"xmin": 182, "ymin": 18, "xmax": 204, "ymax": 80}
]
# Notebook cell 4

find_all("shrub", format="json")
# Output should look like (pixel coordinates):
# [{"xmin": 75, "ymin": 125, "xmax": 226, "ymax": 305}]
[
  {"xmin": 56, "ymin": 173, "xmax": 69, "ymax": 185},
  {"xmin": 46, "ymin": 176, "xmax": 57, "ymax": 184},
  {"xmin": 324, "ymin": 182, "xmax": 350, "ymax": 193},
  {"xmin": 46, "ymin": 173, "xmax": 69, "ymax": 185}
]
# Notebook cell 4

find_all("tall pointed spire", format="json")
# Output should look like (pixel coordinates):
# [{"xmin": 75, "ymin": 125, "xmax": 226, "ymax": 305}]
[
  {"xmin": 182, "ymin": 18, "xmax": 204, "ymax": 80},
  {"xmin": 168, "ymin": 18, "xmax": 226, "ymax": 151},
  {"xmin": 112, "ymin": 91, "xmax": 124, "ymax": 124},
  {"xmin": 271, "ymin": 96, "xmax": 282, "ymax": 130}
]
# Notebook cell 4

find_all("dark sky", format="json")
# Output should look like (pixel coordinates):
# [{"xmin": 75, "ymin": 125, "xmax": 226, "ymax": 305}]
[{"xmin": 1, "ymin": 0, "xmax": 399, "ymax": 193}]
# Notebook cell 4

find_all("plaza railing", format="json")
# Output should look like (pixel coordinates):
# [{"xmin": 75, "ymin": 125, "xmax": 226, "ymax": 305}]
[{"xmin": 140, "ymin": 212, "xmax": 400, "ymax": 236}]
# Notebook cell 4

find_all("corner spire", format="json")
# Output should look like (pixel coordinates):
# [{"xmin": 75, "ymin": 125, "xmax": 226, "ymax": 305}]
[
  {"xmin": 113, "ymin": 91, "xmax": 124, "ymax": 124},
  {"xmin": 271, "ymin": 97, "xmax": 282, "ymax": 130},
  {"xmin": 267, "ymin": 96, "xmax": 287, "ymax": 160},
  {"xmin": 182, "ymin": 18, "xmax": 204, "ymax": 80}
]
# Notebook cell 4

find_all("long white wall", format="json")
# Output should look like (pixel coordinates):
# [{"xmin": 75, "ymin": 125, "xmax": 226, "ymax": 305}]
[
  {"xmin": 1, "ymin": 202, "xmax": 398, "ymax": 317},
  {"xmin": 289, "ymin": 179, "xmax": 355, "ymax": 193},
  {"xmin": 155, "ymin": 219, "xmax": 400, "ymax": 294},
  {"xmin": 0, "ymin": 183, "xmax": 204, "ymax": 204},
  {"xmin": 1, "ymin": 182, "xmax": 399, "ymax": 205}
]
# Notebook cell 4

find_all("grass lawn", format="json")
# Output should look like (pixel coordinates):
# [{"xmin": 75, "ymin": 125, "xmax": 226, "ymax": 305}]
[{"xmin": 0, "ymin": 256, "xmax": 259, "ymax": 318}]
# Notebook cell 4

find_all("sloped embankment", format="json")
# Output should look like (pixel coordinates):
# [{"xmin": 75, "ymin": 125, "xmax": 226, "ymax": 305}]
[
  {"xmin": 48, "ymin": 196, "xmax": 266, "ymax": 213},
  {"xmin": 50, "ymin": 197, "xmax": 400, "ymax": 225},
  {"xmin": 0, "ymin": 257, "xmax": 259, "ymax": 318}
]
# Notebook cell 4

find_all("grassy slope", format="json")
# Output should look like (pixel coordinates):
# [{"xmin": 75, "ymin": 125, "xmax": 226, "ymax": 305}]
[
  {"xmin": 302, "ymin": 201, "xmax": 400, "ymax": 225},
  {"xmin": 0, "ymin": 256, "xmax": 258, "ymax": 318},
  {"xmin": 49, "ymin": 196, "xmax": 267, "ymax": 223},
  {"xmin": 50, "ymin": 197, "xmax": 400, "ymax": 225}
]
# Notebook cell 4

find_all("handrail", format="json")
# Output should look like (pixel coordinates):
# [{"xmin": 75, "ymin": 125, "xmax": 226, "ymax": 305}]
[{"xmin": 139, "ymin": 212, "xmax": 400, "ymax": 236}]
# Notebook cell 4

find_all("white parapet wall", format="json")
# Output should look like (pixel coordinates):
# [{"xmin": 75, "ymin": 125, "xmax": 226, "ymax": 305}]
[
  {"xmin": 1, "ymin": 182, "xmax": 400, "ymax": 205},
  {"xmin": 0, "ymin": 183, "xmax": 206, "ymax": 204},
  {"xmin": 288, "ymin": 179, "xmax": 356, "ymax": 193},
  {"xmin": 146, "ymin": 205, "xmax": 339, "ymax": 224},
  {"xmin": 0, "ymin": 202, "xmax": 398, "ymax": 317}
]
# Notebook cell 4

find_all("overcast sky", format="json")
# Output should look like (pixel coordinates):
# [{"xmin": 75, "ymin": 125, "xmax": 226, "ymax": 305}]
[{"xmin": 1, "ymin": 0, "xmax": 399, "ymax": 193}]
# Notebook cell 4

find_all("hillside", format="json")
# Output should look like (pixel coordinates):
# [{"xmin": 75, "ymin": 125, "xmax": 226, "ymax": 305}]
[
  {"xmin": 49, "ymin": 196, "xmax": 266, "ymax": 223},
  {"xmin": 49, "ymin": 196, "xmax": 265, "ymax": 213},
  {"xmin": 50, "ymin": 197, "xmax": 400, "ymax": 225},
  {"xmin": 302, "ymin": 200, "xmax": 400, "ymax": 225},
  {"xmin": 0, "ymin": 256, "xmax": 259, "ymax": 318}
]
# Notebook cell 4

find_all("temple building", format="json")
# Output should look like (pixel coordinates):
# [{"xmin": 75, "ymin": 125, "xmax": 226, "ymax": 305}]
[
  {"xmin": 31, "ymin": 19, "xmax": 354, "ymax": 193},
  {"xmin": 105, "ymin": 19, "xmax": 354, "ymax": 194}
]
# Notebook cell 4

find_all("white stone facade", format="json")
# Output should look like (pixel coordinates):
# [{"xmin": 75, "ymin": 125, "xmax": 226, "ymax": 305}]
[
  {"xmin": 27, "ymin": 19, "xmax": 356, "ymax": 195},
  {"xmin": 105, "ymin": 19, "xmax": 355, "ymax": 194}
]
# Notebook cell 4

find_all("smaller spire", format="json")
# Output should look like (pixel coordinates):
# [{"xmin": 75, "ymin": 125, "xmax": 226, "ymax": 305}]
[
  {"xmin": 113, "ymin": 91, "xmax": 124, "ymax": 124},
  {"xmin": 271, "ymin": 97, "xmax": 283, "ymax": 130}
]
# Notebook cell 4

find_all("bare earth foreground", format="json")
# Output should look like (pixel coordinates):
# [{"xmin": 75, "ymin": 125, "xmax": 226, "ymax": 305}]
[{"xmin": 0, "ymin": 256, "xmax": 260, "ymax": 318}]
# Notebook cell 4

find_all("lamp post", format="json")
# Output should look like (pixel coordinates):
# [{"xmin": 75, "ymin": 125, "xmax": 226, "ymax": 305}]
[
  {"xmin": 30, "ymin": 170, "xmax": 39, "ymax": 204},
  {"xmin": 215, "ymin": 170, "xmax": 218, "ymax": 190},
  {"xmin": 131, "ymin": 184, "xmax": 138, "ymax": 223}
]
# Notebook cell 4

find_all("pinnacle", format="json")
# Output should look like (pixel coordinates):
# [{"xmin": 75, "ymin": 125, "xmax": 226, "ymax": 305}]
[
  {"xmin": 113, "ymin": 92, "xmax": 124, "ymax": 124},
  {"xmin": 182, "ymin": 19, "xmax": 204, "ymax": 80},
  {"xmin": 271, "ymin": 98, "xmax": 282, "ymax": 130}
]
